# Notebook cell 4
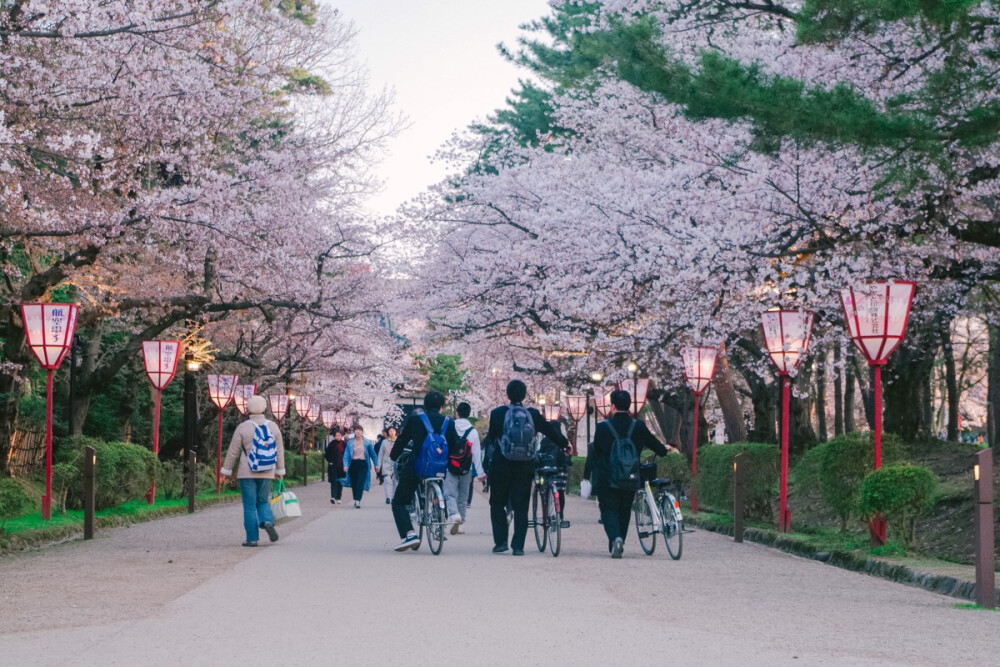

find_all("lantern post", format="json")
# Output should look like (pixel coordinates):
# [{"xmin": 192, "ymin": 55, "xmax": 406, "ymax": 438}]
[
  {"xmin": 841, "ymin": 280, "xmax": 916, "ymax": 544},
  {"xmin": 761, "ymin": 309, "xmax": 814, "ymax": 533},
  {"xmin": 141, "ymin": 340, "xmax": 183, "ymax": 504},
  {"xmin": 306, "ymin": 402, "xmax": 321, "ymax": 452},
  {"xmin": 564, "ymin": 395, "xmax": 587, "ymax": 456},
  {"xmin": 207, "ymin": 374, "xmax": 239, "ymax": 493},
  {"xmin": 21, "ymin": 303, "xmax": 79, "ymax": 520},
  {"xmin": 681, "ymin": 345, "xmax": 720, "ymax": 514}
]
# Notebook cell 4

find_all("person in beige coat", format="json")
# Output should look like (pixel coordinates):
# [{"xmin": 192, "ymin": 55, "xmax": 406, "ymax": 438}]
[{"xmin": 220, "ymin": 395, "xmax": 286, "ymax": 546}]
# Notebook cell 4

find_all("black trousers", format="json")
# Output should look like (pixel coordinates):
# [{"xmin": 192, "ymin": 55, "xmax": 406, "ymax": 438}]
[
  {"xmin": 329, "ymin": 466, "xmax": 344, "ymax": 500},
  {"xmin": 348, "ymin": 460, "xmax": 367, "ymax": 501},
  {"xmin": 489, "ymin": 456, "xmax": 535, "ymax": 550},
  {"xmin": 391, "ymin": 465, "xmax": 420, "ymax": 538},
  {"xmin": 597, "ymin": 487, "xmax": 635, "ymax": 551}
]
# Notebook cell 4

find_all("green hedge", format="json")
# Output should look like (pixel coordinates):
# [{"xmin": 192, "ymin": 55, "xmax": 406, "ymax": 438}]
[
  {"xmin": 155, "ymin": 460, "xmax": 218, "ymax": 500},
  {"xmin": 859, "ymin": 464, "xmax": 936, "ymax": 546},
  {"xmin": 287, "ymin": 450, "xmax": 325, "ymax": 479},
  {"xmin": 0, "ymin": 478, "xmax": 34, "ymax": 521},
  {"xmin": 54, "ymin": 438, "xmax": 157, "ymax": 511},
  {"xmin": 817, "ymin": 431, "xmax": 903, "ymax": 530},
  {"xmin": 696, "ymin": 443, "xmax": 778, "ymax": 520}
]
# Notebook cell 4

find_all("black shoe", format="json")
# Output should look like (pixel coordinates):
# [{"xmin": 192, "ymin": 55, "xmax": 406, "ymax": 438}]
[
  {"xmin": 560, "ymin": 520, "xmax": 571, "ymax": 528},
  {"xmin": 241, "ymin": 541, "xmax": 258, "ymax": 547},
  {"xmin": 261, "ymin": 521, "xmax": 279, "ymax": 543},
  {"xmin": 492, "ymin": 543, "xmax": 509, "ymax": 554},
  {"xmin": 512, "ymin": 548, "xmax": 524, "ymax": 556},
  {"xmin": 386, "ymin": 498, "xmax": 391, "ymax": 504},
  {"xmin": 331, "ymin": 499, "xmax": 336, "ymax": 505},
  {"xmin": 611, "ymin": 537, "xmax": 624, "ymax": 559}
]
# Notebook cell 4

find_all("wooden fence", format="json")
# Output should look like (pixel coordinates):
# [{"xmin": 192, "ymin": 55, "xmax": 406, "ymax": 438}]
[{"xmin": 6, "ymin": 430, "xmax": 46, "ymax": 477}]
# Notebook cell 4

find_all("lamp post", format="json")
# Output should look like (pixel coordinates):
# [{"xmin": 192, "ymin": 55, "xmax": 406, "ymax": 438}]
[
  {"xmin": 586, "ymin": 371, "xmax": 604, "ymax": 454},
  {"xmin": 182, "ymin": 351, "xmax": 201, "ymax": 490},
  {"xmin": 232, "ymin": 384, "xmax": 257, "ymax": 417},
  {"xmin": 207, "ymin": 374, "xmax": 239, "ymax": 493},
  {"xmin": 619, "ymin": 362, "xmax": 649, "ymax": 418},
  {"xmin": 141, "ymin": 340, "xmax": 183, "ymax": 504},
  {"xmin": 761, "ymin": 308, "xmax": 814, "ymax": 533},
  {"xmin": 565, "ymin": 395, "xmax": 586, "ymax": 456},
  {"xmin": 20, "ymin": 303, "xmax": 79, "ymax": 520},
  {"xmin": 681, "ymin": 345, "xmax": 720, "ymax": 514},
  {"xmin": 841, "ymin": 280, "xmax": 916, "ymax": 544}
]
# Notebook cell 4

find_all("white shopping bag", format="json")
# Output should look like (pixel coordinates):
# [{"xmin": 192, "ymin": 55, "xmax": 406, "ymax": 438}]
[
  {"xmin": 580, "ymin": 479, "xmax": 592, "ymax": 500},
  {"xmin": 270, "ymin": 480, "xmax": 302, "ymax": 524}
]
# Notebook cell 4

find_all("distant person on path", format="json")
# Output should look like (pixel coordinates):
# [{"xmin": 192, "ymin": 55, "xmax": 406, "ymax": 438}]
[
  {"xmin": 325, "ymin": 430, "xmax": 347, "ymax": 504},
  {"xmin": 343, "ymin": 425, "xmax": 378, "ymax": 508},
  {"xmin": 219, "ymin": 395, "xmax": 285, "ymax": 547},
  {"xmin": 376, "ymin": 426, "xmax": 397, "ymax": 505},
  {"xmin": 444, "ymin": 402, "xmax": 484, "ymax": 534},
  {"xmin": 487, "ymin": 380, "xmax": 568, "ymax": 556},
  {"xmin": 389, "ymin": 391, "xmax": 460, "ymax": 552},
  {"xmin": 591, "ymin": 390, "xmax": 673, "ymax": 558}
]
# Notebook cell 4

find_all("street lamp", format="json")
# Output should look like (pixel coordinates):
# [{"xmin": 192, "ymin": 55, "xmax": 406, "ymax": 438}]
[
  {"xmin": 681, "ymin": 345, "xmax": 720, "ymax": 514},
  {"xmin": 183, "ymin": 351, "xmax": 201, "ymax": 486},
  {"xmin": 543, "ymin": 404, "xmax": 561, "ymax": 422},
  {"xmin": 585, "ymin": 371, "xmax": 604, "ymax": 453},
  {"xmin": 761, "ymin": 308, "xmax": 814, "ymax": 533},
  {"xmin": 141, "ymin": 340, "xmax": 183, "ymax": 504},
  {"xmin": 620, "ymin": 361, "xmax": 649, "ymax": 418},
  {"xmin": 841, "ymin": 280, "xmax": 916, "ymax": 544},
  {"xmin": 21, "ymin": 303, "xmax": 79, "ymax": 520},
  {"xmin": 232, "ymin": 384, "xmax": 257, "ymax": 417},
  {"xmin": 207, "ymin": 373, "xmax": 239, "ymax": 493},
  {"xmin": 564, "ymin": 395, "xmax": 586, "ymax": 456}
]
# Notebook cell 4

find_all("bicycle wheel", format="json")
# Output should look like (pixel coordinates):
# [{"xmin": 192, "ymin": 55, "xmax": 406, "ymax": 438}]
[
  {"xmin": 532, "ymin": 483, "xmax": 547, "ymax": 552},
  {"xmin": 633, "ymin": 491, "xmax": 657, "ymax": 555},
  {"xmin": 547, "ymin": 486, "xmax": 561, "ymax": 557},
  {"xmin": 659, "ymin": 493, "xmax": 683, "ymax": 560},
  {"xmin": 409, "ymin": 491, "xmax": 423, "ymax": 550},
  {"xmin": 426, "ymin": 482, "xmax": 445, "ymax": 555}
]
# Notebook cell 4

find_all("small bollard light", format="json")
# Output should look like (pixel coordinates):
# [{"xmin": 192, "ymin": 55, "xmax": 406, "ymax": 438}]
[
  {"xmin": 733, "ymin": 452, "xmax": 746, "ymax": 543},
  {"xmin": 973, "ymin": 449, "xmax": 995, "ymax": 609},
  {"xmin": 974, "ymin": 464, "xmax": 980, "ymax": 481},
  {"xmin": 83, "ymin": 446, "xmax": 96, "ymax": 540}
]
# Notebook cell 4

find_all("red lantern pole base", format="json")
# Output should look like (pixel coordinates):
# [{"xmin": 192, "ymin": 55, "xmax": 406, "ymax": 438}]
[
  {"xmin": 778, "ymin": 374, "xmax": 791, "ymax": 533},
  {"xmin": 146, "ymin": 390, "xmax": 162, "ymax": 505},
  {"xmin": 691, "ymin": 392, "xmax": 700, "ymax": 514}
]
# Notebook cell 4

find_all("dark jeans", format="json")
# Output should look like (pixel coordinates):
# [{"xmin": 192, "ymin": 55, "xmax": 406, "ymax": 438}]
[
  {"xmin": 489, "ymin": 456, "xmax": 535, "ymax": 550},
  {"xmin": 348, "ymin": 459, "xmax": 367, "ymax": 501},
  {"xmin": 329, "ymin": 466, "xmax": 344, "ymax": 500},
  {"xmin": 391, "ymin": 464, "xmax": 420, "ymax": 538},
  {"xmin": 597, "ymin": 487, "xmax": 635, "ymax": 551},
  {"xmin": 467, "ymin": 477, "xmax": 475, "ymax": 506}
]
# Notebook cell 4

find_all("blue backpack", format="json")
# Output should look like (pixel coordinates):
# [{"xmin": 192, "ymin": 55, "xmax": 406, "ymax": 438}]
[
  {"xmin": 415, "ymin": 413, "xmax": 450, "ymax": 478},
  {"xmin": 247, "ymin": 422, "xmax": 278, "ymax": 472}
]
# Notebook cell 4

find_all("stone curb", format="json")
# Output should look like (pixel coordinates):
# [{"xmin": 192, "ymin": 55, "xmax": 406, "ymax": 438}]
[{"xmin": 687, "ymin": 516, "xmax": 1000, "ymax": 607}]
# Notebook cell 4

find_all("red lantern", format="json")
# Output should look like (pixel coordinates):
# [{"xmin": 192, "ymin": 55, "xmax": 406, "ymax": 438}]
[
  {"xmin": 841, "ymin": 280, "xmax": 916, "ymax": 544},
  {"xmin": 761, "ymin": 309, "xmax": 814, "ymax": 533},
  {"xmin": 681, "ymin": 345, "xmax": 720, "ymax": 514},
  {"xmin": 233, "ymin": 384, "xmax": 257, "ymax": 417},
  {"xmin": 293, "ymin": 394, "xmax": 312, "ymax": 416},
  {"xmin": 564, "ymin": 395, "xmax": 587, "ymax": 422},
  {"xmin": 321, "ymin": 410, "xmax": 337, "ymax": 430},
  {"xmin": 268, "ymin": 394, "xmax": 289, "ymax": 424},
  {"xmin": 21, "ymin": 303, "xmax": 79, "ymax": 520},
  {"xmin": 593, "ymin": 388, "xmax": 614, "ymax": 419},
  {"xmin": 306, "ymin": 403, "xmax": 321, "ymax": 424},
  {"xmin": 207, "ymin": 374, "xmax": 239, "ymax": 493},
  {"xmin": 141, "ymin": 340, "xmax": 183, "ymax": 504},
  {"xmin": 542, "ymin": 404, "xmax": 561, "ymax": 421}
]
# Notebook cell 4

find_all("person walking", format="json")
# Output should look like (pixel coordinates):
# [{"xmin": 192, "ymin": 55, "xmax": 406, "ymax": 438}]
[
  {"xmin": 324, "ymin": 430, "xmax": 346, "ymax": 504},
  {"xmin": 444, "ymin": 402, "xmax": 484, "ymax": 534},
  {"xmin": 487, "ymin": 380, "xmax": 568, "ymax": 556},
  {"xmin": 343, "ymin": 425, "xmax": 378, "ymax": 508},
  {"xmin": 591, "ymin": 389, "xmax": 673, "ymax": 558},
  {"xmin": 219, "ymin": 395, "xmax": 285, "ymax": 547},
  {"xmin": 388, "ymin": 391, "xmax": 460, "ymax": 552},
  {"xmin": 376, "ymin": 426, "xmax": 397, "ymax": 505}
]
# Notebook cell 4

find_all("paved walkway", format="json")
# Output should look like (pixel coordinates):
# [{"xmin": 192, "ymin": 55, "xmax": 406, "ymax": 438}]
[{"xmin": 1, "ymin": 480, "xmax": 997, "ymax": 666}]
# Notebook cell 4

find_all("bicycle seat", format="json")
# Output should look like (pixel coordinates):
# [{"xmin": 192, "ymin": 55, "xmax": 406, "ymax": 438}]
[
  {"xmin": 650, "ymin": 478, "xmax": 674, "ymax": 488},
  {"xmin": 536, "ymin": 466, "xmax": 560, "ymax": 475}
]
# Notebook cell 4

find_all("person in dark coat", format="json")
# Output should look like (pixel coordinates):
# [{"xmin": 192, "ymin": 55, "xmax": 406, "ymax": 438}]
[
  {"xmin": 591, "ymin": 389, "xmax": 674, "ymax": 558},
  {"xmin": 486, "ymin": 380, "xmax": 568, "ymax": 556},
  {"xmin": 388, "ymin": 391, "xmax": 461, "ymax": 552},
  {"xmin": 324, "ymin": 430, "xmax": 347, "ymax": 504}
]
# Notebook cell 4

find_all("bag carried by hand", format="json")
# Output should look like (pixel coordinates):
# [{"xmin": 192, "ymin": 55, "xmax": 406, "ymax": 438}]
[{"xmin": 270, "ymin": 479, "xmax": 301, "ymax": 524}]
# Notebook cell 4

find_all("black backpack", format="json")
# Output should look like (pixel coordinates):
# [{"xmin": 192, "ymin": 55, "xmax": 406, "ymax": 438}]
[
  {"xmin": 606, "ymin": 419, "xmax": 640, "ymax": 490},
  {"xmin": 449, "ymin": 426, "xmax": 475, "ymax": 475}
]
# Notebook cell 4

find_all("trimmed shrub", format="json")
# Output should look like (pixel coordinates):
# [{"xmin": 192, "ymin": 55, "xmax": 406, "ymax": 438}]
[
  {"xmin": 59, "ymin": 440, "xmax": 157, "ymax": 510},
  {"xmin": 0, "ymin": 477, "xmax": 34, "ymax": 521},
  {"xmin": 859, "ymin": 464, "xmax": 936, "ymax": 546},
  {"xmin": 287, "ymin": 451, "xmax": 325, "ymax": 479},
  {"xmin": 660, "ymin": 451, "xmax": 691, "ymax": 488},
  {"xmin": 156, "ymin": 460, "xmax": 217, "ymax": 499},
  {"xmin": 819, "ymin": 431, "xmax": 903, "ymax": 530},
  {"xmin": 696, "ymin": 443, "xmax": 778, "ymax": 519}
]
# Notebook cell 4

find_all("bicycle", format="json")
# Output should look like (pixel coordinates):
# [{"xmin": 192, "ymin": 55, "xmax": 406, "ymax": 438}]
[
  {"xmin": 406, "ymin": 473, "xmax": 448, "ymax": 555},
  {"xmin": 530, "ymin": 460, "xmax": 567, "ymax": 557},
  {"xmin": 633, "ymin": 462, "xmax": 683, "ymax": 559}
]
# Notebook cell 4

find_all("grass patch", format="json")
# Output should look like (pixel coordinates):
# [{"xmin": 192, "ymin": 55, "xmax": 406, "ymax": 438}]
[{"xmin": 954, "ymin": 603, "xmax": 1000, "ymax": 612}]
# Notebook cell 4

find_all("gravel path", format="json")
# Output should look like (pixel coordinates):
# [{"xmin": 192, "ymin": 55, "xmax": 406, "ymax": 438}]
[{"xmin": 2, "ymin": 480, "xmax": 997, "ymax": 666}]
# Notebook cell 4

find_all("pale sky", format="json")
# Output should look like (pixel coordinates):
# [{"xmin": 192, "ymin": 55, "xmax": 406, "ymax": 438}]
[{"xmin": 327, "ymin": 0, "xmax": 552, "ymax": 215}]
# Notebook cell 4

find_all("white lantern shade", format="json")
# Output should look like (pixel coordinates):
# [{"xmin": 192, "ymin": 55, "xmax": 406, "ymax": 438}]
[
  {"xmin": 336, "ymin": 414, "xmax": 351, "ymax": 429},
  {"xmin": 681, "ymin": 346, "xmax": 719, "ymax": 395},
  {"xmin": 233, "ymin": 384, "xmax": 257, "ymax": 416},
  {"xmin": 268, "ymin": 394, "xmax": 289, "ymax": 422},
  {"xmin": 207, "ymin": 374, "xmax": 239, "ymax": 409},
  {"xmin": 761, "ymin": 309, "xmax": 814, "ymax": 375},
  {"xmin": 21, "ymin": 303, "xmax": 79, "ymax": 370},
  {"xmin": 840, "ymin": 281, "xmax": 916, "ymax": 364},
  {"xmin": 564, "ymin": 395, "xmax": 587, "ymax": 421},
  {"xmin": 293, "ymin": 394, "xmax": 312, "ymax": 415},
  {"xmin": 321, "ymin": 410, "xmax": 337, "ymax": 429},
  {"xmin": 593, "ymin": 388, "xmax": 614, "ymax": 419},
  {"xmin": 141, "ymin": 340, "xmax": 182, "ymax": 390},
  {"xmin": 306, "ymin": 403, "xmax": 321, "ymax": 424},
  {"xmin": 542, "ymin": 404, "xmax": 561, "ymax": 421},
  {"xmin": 616, "ymin": 378, "xmax": 650, "ymax": 414}
]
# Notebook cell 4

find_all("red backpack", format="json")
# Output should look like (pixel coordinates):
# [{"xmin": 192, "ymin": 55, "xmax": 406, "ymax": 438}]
[{"xmin": 448, "ymin": 426, "xmax": 475, "ymax": 475}]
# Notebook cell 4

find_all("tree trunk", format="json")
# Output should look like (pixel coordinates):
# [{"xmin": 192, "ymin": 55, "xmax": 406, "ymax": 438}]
[
  {"xmin": 921, "ymin": 371, "xmax": 934, "ymax": 439},
  {"xmin": 882, "ymin": 336, "xmax": 938, "ymax": 441},
  {"xmin": 833, "ymin": 342, "xmax": 844, "ymax": 436},
  {"xmin": 714, "ymin": 343, "xmax": 747, "ymax": 443},
  {"xmin": 844, "ymin": 357, "xmax": 856, "ymax": 432},
  {"xmin": 746, "ymin": 374, "xmax": 777, "ymax": 443},
  {"xmin": 853, "ymin": 353, "xmax": 875, "ymax": 430},
  {"xmin": 790, "ymin": 365, "xmax": 817, "ymax": 455},
  {"xmin": 69, "ymin": 326, "xmax": 103, "ymax": 437},
  {"xmin": 816, "ymin": 347, "xmax": 828, "ymax": 442},
  {"xmin": 941, "ymin": 323, "xmax": 960, "ymax": 442}
]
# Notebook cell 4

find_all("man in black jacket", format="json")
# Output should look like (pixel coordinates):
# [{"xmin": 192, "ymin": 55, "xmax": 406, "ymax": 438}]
[
  {"xmin": 487, "ymin": 380, "xmax": 568, "ymax": 556},
  {"xmin": 591, "ymin": 389, "xmax": 674, "ymax": 558},
  {"xmin": 389, "ymin": 391, "xmax": 460, "ymax": 551}
]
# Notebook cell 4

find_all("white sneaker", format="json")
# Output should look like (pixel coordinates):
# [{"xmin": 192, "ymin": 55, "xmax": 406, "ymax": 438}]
[
  {"xmin": 457, "ymin": 523, "xmax": 466, "ymax": 534},
  {"xmin": 448, "ymin": 514, "xmax": 462, "ymax": 535}
]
